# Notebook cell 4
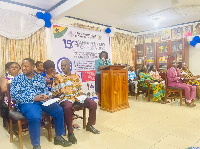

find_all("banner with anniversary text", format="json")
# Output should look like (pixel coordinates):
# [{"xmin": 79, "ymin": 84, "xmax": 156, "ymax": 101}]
[{"xmin": 52, "ymin": 24, "xmax": 111, "ymax": 99}]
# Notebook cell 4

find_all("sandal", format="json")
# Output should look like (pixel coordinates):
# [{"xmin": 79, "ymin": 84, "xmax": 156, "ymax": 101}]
[
  {"xmin": 186, "ymin": 102, "xmax": 196, "ymax": 107},
  {"xmin": 160, "ymin": 100, "xmax": 166, "ymax": 104}
]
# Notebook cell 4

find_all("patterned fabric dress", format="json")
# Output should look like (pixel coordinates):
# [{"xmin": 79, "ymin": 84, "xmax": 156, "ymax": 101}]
[
  {"xmin": 139, "ymin": 72, "xmax": 165, "ymax": 102},
  {"xmin": 10, "ymin": 73, "xmax": 49, "ymax": 111},
  {"xmin": 51, "ymin": 73, "xmax": 83, "ymax": 103},
  {"xmin": 4, "ymin": 73, "xmax": 14, "ymax": 106},
  {"xmin": 180, "ymin": 68, "xmax": 200, "ymax": 97},
  {"xmin": 41, "ymin": 71, "xmax": 54, "ymax": 91}
]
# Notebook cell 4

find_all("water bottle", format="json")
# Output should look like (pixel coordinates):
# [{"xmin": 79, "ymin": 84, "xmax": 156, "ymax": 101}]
[{"xmin": 175, "ymin": 99, "xmax": 178, "ymax": 106}]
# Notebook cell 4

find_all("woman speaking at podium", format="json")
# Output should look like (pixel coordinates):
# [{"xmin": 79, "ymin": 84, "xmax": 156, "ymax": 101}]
[{"xmin": 95, "ymin": 51, "xmax": 112, "ymax": 106}]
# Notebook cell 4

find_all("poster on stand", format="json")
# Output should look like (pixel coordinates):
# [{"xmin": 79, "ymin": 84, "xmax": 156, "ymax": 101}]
[{"xmin": 52, "ymin": 24, "xmax": 111, "ymax": 100}]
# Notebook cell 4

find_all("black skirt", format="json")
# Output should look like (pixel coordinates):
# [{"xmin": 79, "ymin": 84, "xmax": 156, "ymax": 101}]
[{"xmin": 95, "ymin": 74, "xmax": 101, "ymax": 93}]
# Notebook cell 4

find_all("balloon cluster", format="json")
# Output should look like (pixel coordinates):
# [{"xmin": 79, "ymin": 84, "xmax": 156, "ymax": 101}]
[
  {"xmin": 190, "ymin": 36, "xmax": 200, "ymax": 47},
  {"xmin": 104, "ymin": 27, "xmax": 116, "ymax": 37},
  {"xmin": 36, "ymin": 12, "xmax": 52, "ymax": 28}
]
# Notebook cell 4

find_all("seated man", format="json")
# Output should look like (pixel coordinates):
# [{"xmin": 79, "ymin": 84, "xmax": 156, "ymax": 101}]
[
  {"xmin": 10, "ymin": 58, "xmax": 72, "ymax": 149},
  {"xmin": 128, "ymin": 66, "xmax": 138, "ymax": 95},
  {"xmin": 52, "ymin": 59, "xmax": 100, "ymax": 145},
  {"xmin": 181, "ymin": 62, "xmax": 200, "ymax": 98},
  {"xmin": 167, "ymin": 61, "xmax": 196, "ymax": 107}
]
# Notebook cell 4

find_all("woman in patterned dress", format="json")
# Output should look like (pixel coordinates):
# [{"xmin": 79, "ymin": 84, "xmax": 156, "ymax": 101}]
[{"xmin": 139, "ymin": 65, "xmax": 165, "ymax": 103}]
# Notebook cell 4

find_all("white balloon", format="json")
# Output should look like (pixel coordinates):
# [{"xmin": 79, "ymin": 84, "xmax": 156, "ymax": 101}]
[
  {"xmin": 111, "ymin": 27, "xmax": 116, "ymax": 33},
  {"xmin": 195, "ymin": 43, "xmax": 200, "ymax": 48},
  {"xmin": 187, "ymin": 36, "xmax": 193, "ymax": 42},
  {"xmin": 109, "ymin": 33, "xmax": 114, "ymax": 37},
  {"xmin": 36, "ymin": 19, "xmax": 45, "ymax": 27},
  {"xmin": 103, "ymin": 27, "xmax": 107, "ymax": 33}
]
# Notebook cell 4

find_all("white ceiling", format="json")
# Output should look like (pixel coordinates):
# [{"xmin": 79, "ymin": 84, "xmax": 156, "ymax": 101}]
[
  {"xmin": 1, "ymin": 0, "xmax": 200, "ymax": 33},
  {"xmin": 65, "ymin": 0, "xmax": 200, "ymax": 32},
  {"xmin": 10, "ymin": 0, "xmax": 60, "ymax": 10}
]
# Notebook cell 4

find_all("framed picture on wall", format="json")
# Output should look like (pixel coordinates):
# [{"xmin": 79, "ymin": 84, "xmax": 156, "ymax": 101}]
[
  {"xmin": 137, "ymin": 35, "xmax": 144, "ymax": 44},
  {"xmin": 161, "ymin": 30, "xmax": 171, "ymax": 41},
  {"xmin": 153, "ymin": 32, "xmax": 161, "ymax": 42},
  {"xmin": 193, "ymin": 23, "xmax": 200, "ymax": 36},
  {"xmin": 171, "ymin": 27, "xmax": 182, "ymax": 40},
  {"xmin": 144, "ymin": 34, "xmax": 152, "ymax": 43},
  {"xmin": 183, "ymin": 25, "xmax": 192, "ymax": 37}
]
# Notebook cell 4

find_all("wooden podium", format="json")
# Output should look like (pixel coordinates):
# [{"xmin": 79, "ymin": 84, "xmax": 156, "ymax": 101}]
[{"xmin": 100, "ymin": 65, "xmax": 129, "ymax": 112}]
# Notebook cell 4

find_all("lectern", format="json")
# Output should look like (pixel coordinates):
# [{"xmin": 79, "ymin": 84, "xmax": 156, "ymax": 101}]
[{"xmin": 100, "ymin": 65, "xmax": 129, "ymax": 112}]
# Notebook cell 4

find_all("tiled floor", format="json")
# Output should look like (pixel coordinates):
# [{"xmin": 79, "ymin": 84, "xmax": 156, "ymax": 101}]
[{"xmin": 1, "ymin": 95, "xmax": 200, "ymax": 149}]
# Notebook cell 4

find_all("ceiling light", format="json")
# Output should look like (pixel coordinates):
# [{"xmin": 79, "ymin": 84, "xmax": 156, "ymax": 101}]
[{"xmin": 150, "ymin": 17, "xmax": 163, "ymax": 28}]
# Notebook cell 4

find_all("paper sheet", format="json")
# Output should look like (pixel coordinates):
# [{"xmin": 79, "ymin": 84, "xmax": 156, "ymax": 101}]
[
  {"xmin": 42, "ymin": 98, "xmax": 60, "ymax": 106},
  {"xmin": 76, "ymin": 95, "xmax": 87, "ymax": 103}
]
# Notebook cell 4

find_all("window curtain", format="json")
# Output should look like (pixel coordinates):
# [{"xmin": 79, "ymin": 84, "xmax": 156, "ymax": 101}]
[
  {"xmin": 0, "ymin": 27, "xmax": 47, "ymax": 76},
  {"xmin": 111, "ymin": 32, "xmax": 135, "ymax": 68}
]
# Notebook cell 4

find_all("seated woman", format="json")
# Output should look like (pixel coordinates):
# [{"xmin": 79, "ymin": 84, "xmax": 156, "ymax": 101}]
[
  {"xmin": 149, "ymin": 65, "xmax": 165, "ymax": 86},
  {"xmin": 180, "ymin": 63, "xmax": 200, "ymax": 98},
  {"xmin": 34, "ymin": 61, "xmax": 44, "ymax": 75},
  {"xmin": 0, "ymin": 62, "xmax": 13, "ymax": 86},
  {"xmin": 41, "ymin": 60, "xmax": 56, "ymax": 92},
  {"xmin": 0, "ymin": 62, "xmax": 21, "ymax": 106},
  {"xmin": 139, "ymin": 65, "xmax": 165, "ymax": 103}
]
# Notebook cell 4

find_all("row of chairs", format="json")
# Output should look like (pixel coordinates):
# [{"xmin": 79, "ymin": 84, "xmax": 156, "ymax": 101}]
[
  {"xmin": 1, "ymin": 83, "xmax": 86, "ymax": 149},
  {"xmin": 135, "ymin": 71, "xmax": 183, "ymax": 105}
]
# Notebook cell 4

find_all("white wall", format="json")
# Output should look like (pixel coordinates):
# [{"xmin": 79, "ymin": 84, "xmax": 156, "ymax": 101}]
[
  {"xmin": 189, "ymin": 46, "xmax": 200, "ymax": 75},
  {"xmin": 56, "ymin": 17, "xmax": 136, "ymax": 36}
]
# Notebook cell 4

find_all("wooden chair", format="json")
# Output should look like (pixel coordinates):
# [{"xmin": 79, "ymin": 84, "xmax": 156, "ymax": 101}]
[
  {"xmin": 136, "ymin": 81, "xmax": 151, "ymax": 102},
  {"xmin": 73, "ymin": 104, "xmax": 86, "ymax": 129},
  {"xmin": 7, "ymin": 84, "xmax": 52, "ymax": 149},
  {"xmin": 0, "ymin": 91, "xmax": 9, "ymax": 128},
  {"xmin": 135, "ymin": 70, "xmax": 152, "ymax": 102},
  {"xmin": 164, "ymin": 72, "xmax": 183, "ymax": 106},
  {"xmin": 64, "ymin": 104, "xmax": 86, "ymax": 134}
]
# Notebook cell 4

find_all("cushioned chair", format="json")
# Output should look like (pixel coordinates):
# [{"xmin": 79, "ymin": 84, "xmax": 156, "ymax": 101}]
[
  {"xmin": 164, "ymin": 72, "xmax": 183, "ymax": 106},
  {"xmin": 7, "ymin": 84, "xmax": 52, "ymax": 149}
]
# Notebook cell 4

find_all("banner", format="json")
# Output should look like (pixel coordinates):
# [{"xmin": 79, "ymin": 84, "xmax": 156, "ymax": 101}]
[{"xmin": 52, "ymin": 24, "xmax": 111, "ymax": 99}]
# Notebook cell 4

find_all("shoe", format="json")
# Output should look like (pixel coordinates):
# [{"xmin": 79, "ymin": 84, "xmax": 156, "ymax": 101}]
[
  {"xmin": 33, "ymin": 145, "xmax": 41, "ymax": 149},
  {"xmin": 54, "ymin": 136, "xmax": 72, "ymax": 147},
  {"xmin": 68, "ymin": 133, "xmax": 77, "ymax": 144},
  {"xmin": 86, "ymin": 125, "xmax": 100, "ymax": 134},
  {"xmin": 186, "ymin": 102, "xmax": 196, "ymax": 107}
]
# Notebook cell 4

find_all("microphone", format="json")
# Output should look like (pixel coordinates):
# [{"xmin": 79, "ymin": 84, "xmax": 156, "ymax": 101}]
[{"xmin": 102, "ymin": 57, "xmax": 108, "ymax": 65}]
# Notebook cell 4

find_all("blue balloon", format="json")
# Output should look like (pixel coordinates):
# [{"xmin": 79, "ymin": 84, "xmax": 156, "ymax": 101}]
[
  {"xmin": 45, "ymin": 21, "xmax": 52, "ymax": 28},
  {"xmin": 193, "ymin": 36, "xmax": 200, "ymax": 42},
  {"xmin": 43, "ymin": 12, "xmax": 51, "ymax": 22},
  {"xmin": 36, "ymin": 12, "xmax": 43, "ymax": 19},
  {"xmin": 105, "ymin": 28, "xmax": 111, "ymax": 33},
  {"xmin": 190, "ymin": 40, "xmax": 197, "ymax": 47}
]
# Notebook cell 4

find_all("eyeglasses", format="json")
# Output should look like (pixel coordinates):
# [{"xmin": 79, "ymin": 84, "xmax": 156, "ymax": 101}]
[{"xmin": 61, "ymin": 64, "xmax": 70, "ymax": 67}]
